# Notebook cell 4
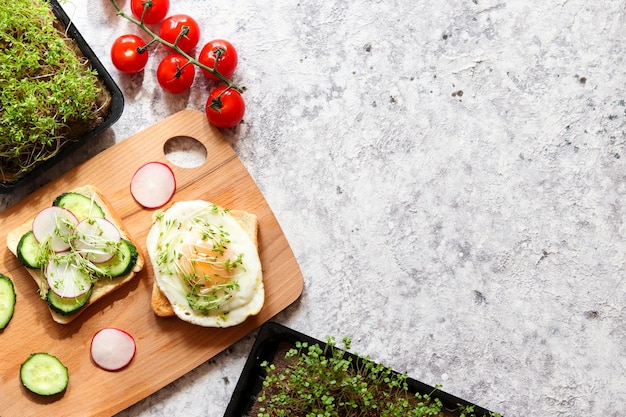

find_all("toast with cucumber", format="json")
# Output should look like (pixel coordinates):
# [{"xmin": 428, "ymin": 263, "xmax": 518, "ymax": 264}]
[{"xmin": 6, "ymin": 185, "xmax": 144, "ymax": 324}]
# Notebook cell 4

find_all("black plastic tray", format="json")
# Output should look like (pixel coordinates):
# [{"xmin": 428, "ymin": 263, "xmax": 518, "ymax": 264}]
[
  {"xmin": 225, "ymin": 321, "xmax": 498, "ymax": 416},
  {"xmin": 0, "ymin": 0, "xmax": 124, "ymax": 194}
]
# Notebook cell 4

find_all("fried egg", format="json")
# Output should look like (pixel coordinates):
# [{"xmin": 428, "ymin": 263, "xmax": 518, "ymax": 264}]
[{"xmin": 146, "ymin": 200, "xmax": 264, "ymax": 327}]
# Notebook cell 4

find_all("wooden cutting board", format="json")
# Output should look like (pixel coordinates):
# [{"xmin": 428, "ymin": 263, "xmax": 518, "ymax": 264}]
[{"xmin": 0, "ymin": 110, "xmax": 304, "ymax": 417}]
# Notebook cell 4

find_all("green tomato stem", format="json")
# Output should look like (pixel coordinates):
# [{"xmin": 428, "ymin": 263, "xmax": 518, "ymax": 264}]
[
  {"xmin": 107, "ymin": 0, "xmax": 243, "ymax": 93},
  {"xmin": 175, "ymin": 60, "xmax": 195, "ymax": 78}
]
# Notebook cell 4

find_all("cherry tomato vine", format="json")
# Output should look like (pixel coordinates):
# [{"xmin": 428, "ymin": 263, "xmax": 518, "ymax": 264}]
[{"xmin": 107, "ymin": 0, "xmax": 245, "ymax": 128}]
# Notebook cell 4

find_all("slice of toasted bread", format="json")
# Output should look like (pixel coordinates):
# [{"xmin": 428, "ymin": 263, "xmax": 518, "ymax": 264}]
[
  {"xmin": 6, "ymin": 185, "xmax": 144, "ymax": 324},
  {"xmin": 150, "ymin": 209, "xmax": 258, "ymax": 317}
]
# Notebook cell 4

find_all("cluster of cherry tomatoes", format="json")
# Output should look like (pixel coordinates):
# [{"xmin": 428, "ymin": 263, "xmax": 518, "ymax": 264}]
[{"xmin": 109, "ymin": 0, "xmax": 245, "ymax": 128}]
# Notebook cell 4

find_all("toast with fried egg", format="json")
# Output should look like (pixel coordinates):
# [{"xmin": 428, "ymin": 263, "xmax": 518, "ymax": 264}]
[
  {"xmin": 6, "ymin": 185, "xmax": 145, "ymax": 324},
  {"xmin": 147, "ymin": 201, "xmax": 264, "ymax": 327},
  {"xmin": 151, "ymin": 209, "xmax": 258, "ymax": 317}
]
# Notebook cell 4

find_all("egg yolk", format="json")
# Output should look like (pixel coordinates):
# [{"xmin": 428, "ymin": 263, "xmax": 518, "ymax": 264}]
[{"xmin": 177, "ymin": 239, "xmax": 239, "ymax": 287}]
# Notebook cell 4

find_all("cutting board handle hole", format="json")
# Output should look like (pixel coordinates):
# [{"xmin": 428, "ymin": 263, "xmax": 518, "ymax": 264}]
[{"xmin": 164, "ymin": 136, "xmax": 208, "ymax": 168}]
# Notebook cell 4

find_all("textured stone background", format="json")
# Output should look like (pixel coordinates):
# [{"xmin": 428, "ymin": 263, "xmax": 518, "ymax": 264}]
[{"xmin": 2, "ymin": 1, "xmax": 625, "ymax": 416}]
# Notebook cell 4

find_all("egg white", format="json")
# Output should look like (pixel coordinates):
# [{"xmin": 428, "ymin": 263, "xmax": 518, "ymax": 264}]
[{"xmin": 146, "ymin": 200, "xmax": 264, "ymax": 327}]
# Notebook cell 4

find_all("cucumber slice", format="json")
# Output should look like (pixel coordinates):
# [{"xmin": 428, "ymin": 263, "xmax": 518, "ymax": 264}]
[
  {"xmin": 53, "ymin": 191, "xmax": 105, "ymax": 221},
  {"xmin": 17, "ymin": 231, "xmax": 43, "ymax": 269},
  {"xmin": 96, "ymin": 239, "xmax": 139, "ymax": 278},
  {"xmin": 0, "ymin": 274, "xmax": 16, "ymax": 329},
  {"xmin": 47, "ymin": 285, "xmax": 93, "ymax": 316},
  {"xmin": 20, "ymin": 352, "xmax": 69, "ymax": 396}
]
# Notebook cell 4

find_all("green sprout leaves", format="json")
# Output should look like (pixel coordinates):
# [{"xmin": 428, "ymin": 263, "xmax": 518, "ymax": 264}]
[
  {"xmin": 0, "ymin": 0, "xmax": 109, "ymax": 182},
  {"xmin": 255, "ymin": 337, "xmax": 501, "ymax": 417}
]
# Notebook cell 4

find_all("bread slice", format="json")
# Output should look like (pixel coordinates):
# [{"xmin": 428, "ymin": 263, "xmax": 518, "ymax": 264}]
[
  {"xmin": 6, "ymin": 185, "xmax": 145, "ymax": 324},
  {"xmin": 150, "ymin": 209, "xmax": 258, "ymax": 317}
]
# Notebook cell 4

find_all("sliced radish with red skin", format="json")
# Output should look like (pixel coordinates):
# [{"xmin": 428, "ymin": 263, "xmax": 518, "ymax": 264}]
[
  {"xmin": 90, "ymin": 328, "xmax": 136, "ymax": 371},
  {"xmin": 74, "ymin": 218, "xmax": 122, "ymax": 263},
  {"xmin": 130, "ymin": 162, "xmax": 176, "ymax": 209},
  {"xmin": 32, "ymin": 206, "xmax": 78, "ymax": 252},
  {"xmin": 46, "ymin": 254, "xmax": 93, "ymax": 298}
]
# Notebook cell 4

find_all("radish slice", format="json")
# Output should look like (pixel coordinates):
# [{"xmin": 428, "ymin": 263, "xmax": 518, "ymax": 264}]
[
  {"xmin": 130, "ymin": 162, "xmax": 176, "ymax": 209},
  {"xmin": 73, "ymin": 218, "xmax": 121, "ymax": 263},
  {"xmin": 32, "ymin": 206, "xmax": 78, "ymax": 252},
  {"xmin": 46, "ymin": 254, "xmax": 93, "ymax": 298},
  {"xmin": 90, "ymin": 328, "xmax": 136, "ymax": 371}
]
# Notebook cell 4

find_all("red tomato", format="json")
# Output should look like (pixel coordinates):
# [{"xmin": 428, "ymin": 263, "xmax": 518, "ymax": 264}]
[
  {"xmin": 205, "ymin": 86, "xmax": 245, "ymax": 128},
  {"xmin": 198, "ymin": 39, "xmax": 238, "ymax": 80},
  {"xmin": 157, "ymin": 54, "xmax": 195, "ymax": 94},
  {"xmin": 131, "ymin": 0, "xmax": 170, "ymax": 24},
  {"xmin": 159, "ymin": 14, "xmax": 200, "ymax": 53},
  {"xmin": 110, "ymin": 34, "xmax": 149, "ymax": 74}
]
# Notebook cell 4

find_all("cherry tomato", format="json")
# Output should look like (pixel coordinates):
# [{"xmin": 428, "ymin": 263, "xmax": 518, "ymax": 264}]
[
  {"xmin": 110, "ymin": 34, "xmax": 149, "ymax": 74},
  {"xmin": 157, "ymin": 54, "xmax": 195, "ymax": 94},
  {"xmin": 131, "ymin": 0, "xmax": 170, "ymax": 24},
  {"xmin": 159, "ymin": 14, "xmax": 200, "ymax": 53},
  {"xmin": 205, "ymin": 86, "xmax": 245, "ymax": 128},
  {"xmin": 198, "ymin": 39, "xmax": 238, "ymax": 81}
]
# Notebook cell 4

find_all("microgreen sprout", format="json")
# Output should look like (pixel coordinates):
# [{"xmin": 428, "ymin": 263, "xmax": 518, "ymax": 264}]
[
  {"xmin": 255, "ymin": 337, "xmax": 502, "ymax": 417},
  {"xmin": 0, "ymin": 0, "xmax": 111, "ymax": 182}
]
